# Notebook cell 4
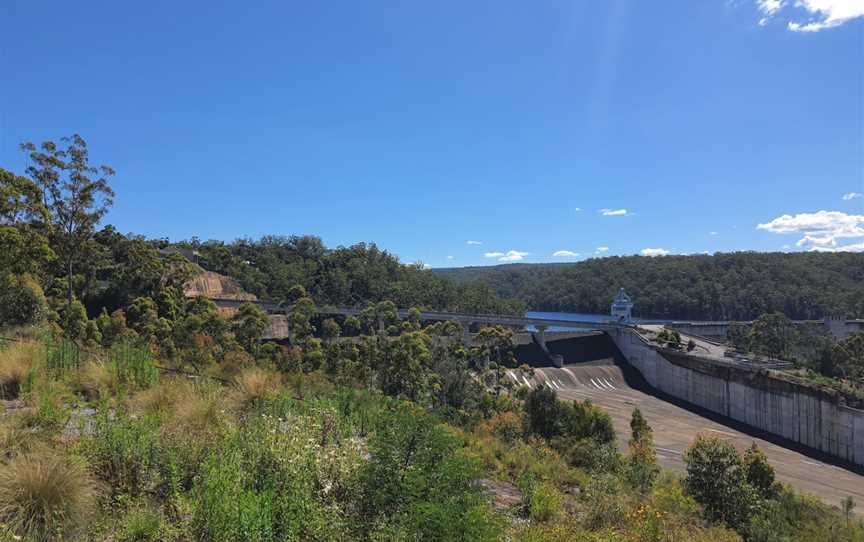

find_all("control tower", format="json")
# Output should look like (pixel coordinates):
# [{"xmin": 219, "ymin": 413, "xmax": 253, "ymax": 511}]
[{"xmin": 611, "ymin": 288, "xmax": 634, "ymax": 323}]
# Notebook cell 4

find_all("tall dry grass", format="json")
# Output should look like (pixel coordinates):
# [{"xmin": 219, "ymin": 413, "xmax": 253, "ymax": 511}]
[
  {"xmin": 234, "ymin": 367, "xmax": 281, "ymax": 406},
  {"xmin": 0, "ymin": 418, "xmax": 37, "ymax": 460},
  {"xmin": 0, "ymin": 449, "xmax": 99, "ymax": 541},
  {"xmin": 73, "ymin": 360, "xmax": 120, "ymax": 400},
  {"xmin": 0, "ymin": 341, "xmax": 42, "ymax": 399},
  {"xmin": 130, "ymin": 377, "xmax": 226, "ymax": 434}
]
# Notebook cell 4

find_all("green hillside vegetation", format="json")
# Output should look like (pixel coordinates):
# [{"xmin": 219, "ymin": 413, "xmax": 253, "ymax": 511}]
[
  {"xmin": 176, "ymin": 236, "xmax": 524, "ymax": 315},
  {"xmin": 435, "ymin": 253, "xmax": 864, "ymax": 321},
  {"xmin": 2, "ymin": 135, "xmax": 862, "ymax": 541},
  {"xmin": 2, "ymin": 331, "xmax": 862, "ymax": 542}
]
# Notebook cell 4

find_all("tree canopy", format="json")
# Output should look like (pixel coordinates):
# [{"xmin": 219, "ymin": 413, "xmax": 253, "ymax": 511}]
[{"xmin": 435, "ymin": 252, "xmax": 864, "ymax": 320}]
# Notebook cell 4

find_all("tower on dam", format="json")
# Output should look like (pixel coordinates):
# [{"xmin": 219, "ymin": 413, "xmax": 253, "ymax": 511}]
[{"xmin": 611, "ymin": 288, "xmax": 634, "ymax": 323}]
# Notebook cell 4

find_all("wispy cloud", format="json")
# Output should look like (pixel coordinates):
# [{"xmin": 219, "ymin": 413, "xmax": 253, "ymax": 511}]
[
  {"xmin": 756, "ymin": 0, "xmax": 783, "ymax": 25},
  {"xmin": 446, "ymin": 255, "xmax": 454, "ymax": 260},
  {"xmin": 757, "ymin": 210, "xmax": 864, "ymax": 252},
  {"xmin": 466, "ymin": 240, "xmax": 483, "ymax": 245},
  {"xmin": 640, "ymin": 247, "xmax": 670, "ymax": 257},
  {"xmin": 599, "ymin": 208, "xmax": 628, "ymax": 216},
  {"xmin": 753, "ymin": 0, "xmax": 864, "ymax": 31},
  {"xmin": 595, "ymin": 246, "xmax": 610, "ymax": 253},
  {"xmin": 484, "ymin": 252, "xmax": 504, "ymax": 258},
  {"xmin": 574, "ymin": 207, "xmax": 582, "ymax": 212},
  {"xmin": 842, "ymin": 192, "xmax": 862, "ymax": 201},
  {"xmin": 552, "ymin": 250, "xmax": 579, "ymax": 257},
  {"xmin": 709, "ymin": 231, "xmax": 719, "ymax": 236}
]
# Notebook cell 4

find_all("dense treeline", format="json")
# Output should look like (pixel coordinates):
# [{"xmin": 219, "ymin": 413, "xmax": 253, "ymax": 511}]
[
  {"xmin": 176, "ymin": 236, "xmax": 524, "ymax": 314},
  {"xmin": 436, "ymin": 252, "xmax": 864, "ymax": 320},
  {"xmin": 0, "ymin": 134, "xmax": 519, "ymax": 340}
]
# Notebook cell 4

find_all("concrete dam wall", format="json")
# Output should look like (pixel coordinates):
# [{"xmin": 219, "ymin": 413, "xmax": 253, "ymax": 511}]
[
  {"xmin": 610, "ymin": 328, "xmax": 864, "ymax": 468},
  {"xmin": 514, "ymin": 332, "xmax": 626, "ymax": 367}
]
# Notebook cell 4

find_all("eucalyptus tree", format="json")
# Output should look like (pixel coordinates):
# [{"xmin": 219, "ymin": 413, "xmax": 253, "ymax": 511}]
[
  {"xmin": 21, "ymin": 135, "xmax": 115, "ymax": 309},
  {"xmin": 0, "ymin": 167, "xmax": 53, "ymax": 277}
]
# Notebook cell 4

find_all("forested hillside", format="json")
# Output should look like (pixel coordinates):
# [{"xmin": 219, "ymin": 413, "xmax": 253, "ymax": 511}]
[
  {"xmin": 175, "ymin": 236, "xmax": 524, "ymax": 315},
  {"xmin": 435, "ymin": 252, "xmax": 864, "ymax": 320}
]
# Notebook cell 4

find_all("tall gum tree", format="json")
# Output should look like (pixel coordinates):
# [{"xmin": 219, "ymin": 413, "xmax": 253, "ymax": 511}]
[{"xmin": 21, "ymin": 135, "xmax": 115, "ymax": 309}]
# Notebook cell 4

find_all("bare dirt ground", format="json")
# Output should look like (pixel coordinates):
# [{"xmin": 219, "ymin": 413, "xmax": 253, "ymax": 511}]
[{"xmin": 507, "ymin": 360, "xmax": 864, "ymax": 510}]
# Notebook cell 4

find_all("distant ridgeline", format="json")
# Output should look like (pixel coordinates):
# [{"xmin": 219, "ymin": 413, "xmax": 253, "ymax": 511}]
[{"xmin": 433, "ymin": 252, "xmax": 864, "ymax": 321}]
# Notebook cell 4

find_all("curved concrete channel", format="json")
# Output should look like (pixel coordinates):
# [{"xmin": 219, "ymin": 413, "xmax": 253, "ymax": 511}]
[{"xmin": 507, "ymin": 359, "xmax": 864, "ymax": 509}]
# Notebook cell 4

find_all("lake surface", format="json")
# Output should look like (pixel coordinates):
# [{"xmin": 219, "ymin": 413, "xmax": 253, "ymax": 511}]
[{"xmin": 525, "ymin": 311, "xmax": 667, "ymax": 331}]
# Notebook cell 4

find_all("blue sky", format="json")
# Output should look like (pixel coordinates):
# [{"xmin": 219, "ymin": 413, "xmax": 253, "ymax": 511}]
[{"xmin": 2, "ymin": 0, "xmax": 862, "ymax": 267}]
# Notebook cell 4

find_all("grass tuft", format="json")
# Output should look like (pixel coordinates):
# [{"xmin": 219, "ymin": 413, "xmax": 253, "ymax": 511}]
[
  {"xmin": 235, "ymin": 367, "xmax": 281, "ymax": 406},
  {"xmin": 0, "ymin": 449, "xmax": 98, "ymax": 541}
]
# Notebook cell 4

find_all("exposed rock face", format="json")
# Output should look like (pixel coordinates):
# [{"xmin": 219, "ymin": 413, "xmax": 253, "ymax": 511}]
[
  {"xmin": 183, "ymin": 270, "xmax": 289, "ymax": 339},
  {"xmin": 184, "ymin": 271, "xmax": 257, "ymax": 302},
  {"xmin": 265, "ymin": 315, "xmax": 290, "ymax": 340}
]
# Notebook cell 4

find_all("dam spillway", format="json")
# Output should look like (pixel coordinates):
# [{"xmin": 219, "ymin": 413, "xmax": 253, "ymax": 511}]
[{"xmin": 511, "ymin": 334, "xmax": 864, "ymax": 508}]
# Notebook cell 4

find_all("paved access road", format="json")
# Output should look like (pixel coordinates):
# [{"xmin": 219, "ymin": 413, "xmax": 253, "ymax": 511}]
[{"xmin": 506, "ymin": 360, "xmax": 864, "ymax": 509}]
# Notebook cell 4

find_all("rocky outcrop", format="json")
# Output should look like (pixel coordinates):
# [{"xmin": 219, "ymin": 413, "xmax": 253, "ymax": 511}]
[{"xmin": 184, "ymin": 271, "xmax": 257, "ymax": 302}]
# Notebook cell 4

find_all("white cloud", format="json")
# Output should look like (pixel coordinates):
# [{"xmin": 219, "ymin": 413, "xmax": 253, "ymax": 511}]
[
  {"xmin": 758, "ymin": 0, "xmax": 784, "ymax": 15},
  {"xmin": 757, "ymin": 210, "xmax": 864, "ymax": 252},
  {"xmin": 842, "ymin": 192, "xmax": 862, "ymax": 201},
  {"xmin": 709, "ymin": 231, "xmax": 719, "ymax": 236},
  {"xmin": 574, "ymin": 207, "xmax": 582, "ymax": 212},
  {"xmin": 599, "ymin": 208, "xmax": 628, "ymax": 216},
  {"xmin": 640, "ymin": 248, "xmax": 670, "ymax": 257},
  {"xmin": 466, "ymin": 240, "xmax": 482, "ymax": 245},
  {"xmin": 552, "ymin": 250, "xmax": 579, "ymax": 257},
  {"xmin": 486, "ymin": 250, "xmax": 529, "ymax": 261},
  {"xmin": 754, "ymin": 0, "xmax": 864, "ymax": 31},
  {"xmin": 446, "ymin": 255, "xmax": 454, "ymax": 260},
  {"xmin": 596, "ymin": 246, "xmax": 610, "ymax": 253},
  {"xmin": 811, "ymin": 242, "xmax": 864, "ymax": 253},
  {"xmin": 497, "ymin": 250, "xmax": 529, "ymax": 262}
]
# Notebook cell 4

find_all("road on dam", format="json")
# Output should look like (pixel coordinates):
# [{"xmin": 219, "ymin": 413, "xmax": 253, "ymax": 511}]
[{"xmin": 507, "ymin": 359, "xmax": 864, "ymax": 509}]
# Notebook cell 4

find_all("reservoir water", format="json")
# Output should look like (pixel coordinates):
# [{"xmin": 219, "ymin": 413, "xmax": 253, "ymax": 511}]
[{"xmin": 526, "ymin": 311, "xmax": 667, "ymax": 331}]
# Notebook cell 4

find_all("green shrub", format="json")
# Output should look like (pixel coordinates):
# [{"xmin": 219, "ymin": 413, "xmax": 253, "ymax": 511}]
[
  {"xmin": 0, "ymin": 273, "xmax": 46, "ymax": 328},
  {"xmin": 89, "ymin": 413, "xmax": 162, "ymax": 496},
  {"xmin": 109, "ymin": 342, "xmax": 158, "ymax": 391},
  {"xmin": 117, "ymin": 507, "xmax": 163, "ymax": 542},
  {"xmin": 525, "ymin": 479, "xmax": 563, "ymax": 522},
  {"xmin": 358, "ymin": 402, "xmax": 500, "ymax": 541},
  {"xmin": 22, "ymin": 379, "xmax": 72, "ymax": 430},
  {"xmin": 191, "ymin": 404, "xmax": 365, "ymax": 541},
  {"xmin": 683, "ymin": 434, "xmax": 758, "ymax": 530}
]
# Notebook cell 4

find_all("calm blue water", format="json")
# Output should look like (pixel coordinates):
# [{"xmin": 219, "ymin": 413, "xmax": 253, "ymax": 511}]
[{"xmin": 525, "ymin": 311, "xmax": 667, "ymax": 331}]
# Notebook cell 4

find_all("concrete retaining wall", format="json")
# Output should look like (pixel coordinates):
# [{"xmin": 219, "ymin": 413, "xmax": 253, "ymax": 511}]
[{"xmin": 610, "ymin": 328, "xmax": 864, "ymax": 468}]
